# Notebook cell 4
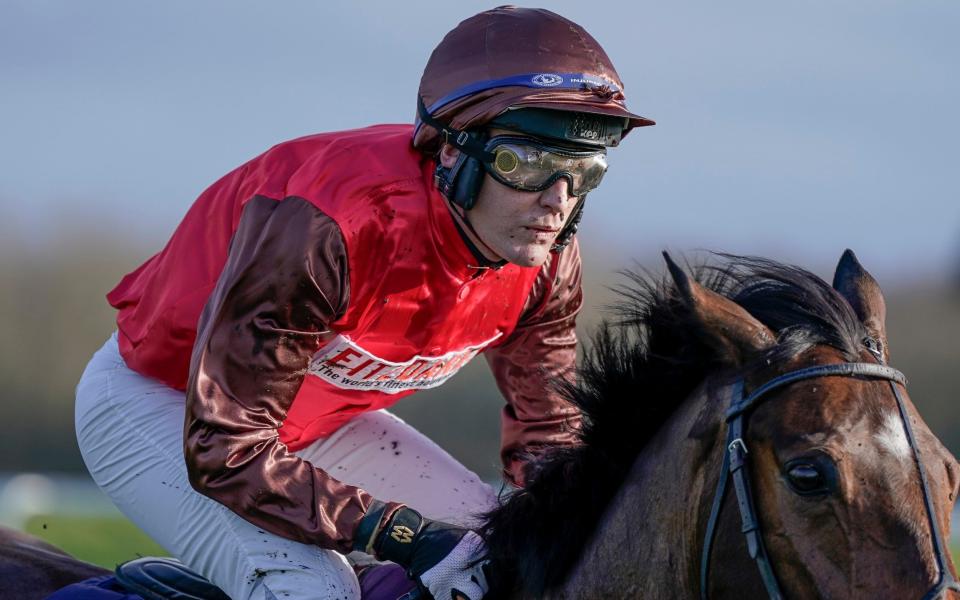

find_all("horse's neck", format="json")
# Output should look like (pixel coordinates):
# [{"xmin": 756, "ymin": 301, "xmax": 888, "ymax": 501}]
[{"xmin": 554, "ymin": 382, "xmax": 726, "ymax": 599}]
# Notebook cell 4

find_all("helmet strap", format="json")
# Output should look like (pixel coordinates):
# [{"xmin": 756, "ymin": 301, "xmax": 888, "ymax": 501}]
[
  {"xmin": 445, "ymin": 199, "xmax": 507, "ymax": 270},
  {"xmin": 551, "ymin": 195, "xmax": 585, "ymax": 252},
  {"xmin": 417, "ymin": 97, "xmax": 495, "ymax": 163}
]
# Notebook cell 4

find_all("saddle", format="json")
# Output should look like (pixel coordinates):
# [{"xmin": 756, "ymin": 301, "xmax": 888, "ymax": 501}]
[
  {"xmin": 113, "ymin": 556, "xmax": 418, "ymax": 599},
  {"xmin": 114, "ymin": 558, "xmax": 228, "ymax": 600}
]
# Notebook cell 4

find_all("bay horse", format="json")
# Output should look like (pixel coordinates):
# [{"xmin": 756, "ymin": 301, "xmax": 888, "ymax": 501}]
[
  {"xmin": 480, "ymin": 250, "xmax": 960, "ymax": 599},
  {"xmin": 0, "ymin": 526, "xmax": 108, "ymax": 598},
  {"xmin": 2, "ymin": 251, "xmax": 958, "ymax": 600}
]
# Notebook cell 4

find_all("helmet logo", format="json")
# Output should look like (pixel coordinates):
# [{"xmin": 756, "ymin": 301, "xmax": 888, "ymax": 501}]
[{"xmin": 531, "ymin": 73, "xmax": 564, "ymax": 87}]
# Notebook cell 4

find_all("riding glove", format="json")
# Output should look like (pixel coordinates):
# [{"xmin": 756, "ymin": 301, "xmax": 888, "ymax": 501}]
[{"xmin": 355, "ymin": 501, "xmax": 489, "ymax": 599}]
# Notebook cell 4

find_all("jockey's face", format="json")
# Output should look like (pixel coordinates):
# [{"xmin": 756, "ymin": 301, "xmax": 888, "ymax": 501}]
[{"xmin": 439, "ymin": 131, "xmax": 580, "ymax": 267}]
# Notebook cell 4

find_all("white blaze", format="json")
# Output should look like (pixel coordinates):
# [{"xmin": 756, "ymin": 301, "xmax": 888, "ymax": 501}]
[{"xmin": 874, "ymin": 411, "xmax": 912, "ymax": 461}]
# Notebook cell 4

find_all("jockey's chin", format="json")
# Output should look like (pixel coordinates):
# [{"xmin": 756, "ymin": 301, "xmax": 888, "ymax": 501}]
[{"xmin": 463, "ymin": 176, "xmax": 578, "ymax": 268}]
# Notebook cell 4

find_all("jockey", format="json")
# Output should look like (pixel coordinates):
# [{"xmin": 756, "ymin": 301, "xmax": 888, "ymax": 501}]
[{"xmin": 75, "ymin": 6, "xmax": 652, "ymax": 600}]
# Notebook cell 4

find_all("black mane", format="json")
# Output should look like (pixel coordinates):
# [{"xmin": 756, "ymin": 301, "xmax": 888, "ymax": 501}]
[{"xmin": 480, "ymin": 254, "xmax": 868, "ymax": 597}]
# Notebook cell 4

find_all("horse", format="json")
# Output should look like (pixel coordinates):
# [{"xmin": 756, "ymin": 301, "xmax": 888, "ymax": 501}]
[
  {"xmin": 480, "ymin": 250, "xmax": 960, "ymax": 598},
  {"xmin": 0, "ymin": 525, "xmax": 109, "ymax": 599},
  {"xmin": 2, "ymin": 250, "xmax": 958, "ymax": 600}
]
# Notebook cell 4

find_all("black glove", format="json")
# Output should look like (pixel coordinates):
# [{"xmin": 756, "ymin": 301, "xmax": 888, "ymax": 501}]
[{"xmin": 355, "ymin": 501, "xmax": 489, "ymax": 600}]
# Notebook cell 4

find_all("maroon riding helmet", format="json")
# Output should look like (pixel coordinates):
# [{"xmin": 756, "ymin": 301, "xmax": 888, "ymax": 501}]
[{"xmin": 413, "ymin": 5, "xmax": 654, "ymax": 152}]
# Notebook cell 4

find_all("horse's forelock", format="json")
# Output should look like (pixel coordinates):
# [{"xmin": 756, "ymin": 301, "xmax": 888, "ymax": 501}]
[{"xmin": 724, "ymin": 256, "xmax": 868, "ymax": 363}]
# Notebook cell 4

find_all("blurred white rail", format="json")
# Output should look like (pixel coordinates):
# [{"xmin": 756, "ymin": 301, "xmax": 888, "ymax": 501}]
[{"xmin": 0, "ymin": 471, "xmax": 124, "ymax": 528}]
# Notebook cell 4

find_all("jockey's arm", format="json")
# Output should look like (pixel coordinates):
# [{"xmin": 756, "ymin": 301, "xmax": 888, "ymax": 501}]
[
  {"xmin": 185, "ymin": 194, "xmax": 497, "ymax": 598},
  {"xmin": 485, "ymin": 239, "xmax": 584, "ymax": 487},
  {"xmin": 183, "ymin": 195, "xmax": 405, "ymax": 553}
]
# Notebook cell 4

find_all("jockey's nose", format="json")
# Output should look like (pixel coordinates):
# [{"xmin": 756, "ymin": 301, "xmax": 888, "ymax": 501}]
[{"xmin": 539, "ymin": 178, "xmax": 573, "ymax": 214}]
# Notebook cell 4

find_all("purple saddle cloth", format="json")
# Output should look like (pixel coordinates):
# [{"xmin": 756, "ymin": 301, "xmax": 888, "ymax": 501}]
[
  {"xmin": 45, "ymin": 575, "xmax": 142, "ymax": 600},
  {"xmin": 358, "ymin": 563, "xmax": 420, "ymax": 599}
]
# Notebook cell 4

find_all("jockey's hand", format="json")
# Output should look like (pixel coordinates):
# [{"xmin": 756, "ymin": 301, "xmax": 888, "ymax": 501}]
[{"xmin": 355, "ymin": 503, "xmax": 489, "ymax": 600}]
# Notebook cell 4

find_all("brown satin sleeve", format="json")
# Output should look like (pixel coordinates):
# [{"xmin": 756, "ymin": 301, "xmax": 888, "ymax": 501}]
[
  {"xmin": 184, "ymin": 194, "xmax": 402, "ymax": 553},
  {"xmin": 485, "ymin": 239, "xmax": 584, "ymax": 487}
]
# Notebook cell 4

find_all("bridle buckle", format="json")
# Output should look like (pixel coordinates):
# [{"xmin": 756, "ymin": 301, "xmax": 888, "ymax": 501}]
[{"xmin": 728, "ymin": 438, "xmax": 748, "ymax": 456}]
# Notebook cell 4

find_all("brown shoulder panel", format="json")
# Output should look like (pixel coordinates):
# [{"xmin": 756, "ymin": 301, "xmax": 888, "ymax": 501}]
[{"xmin": 184, "ymin": 195, "xmax": 401, "ymax": 551}]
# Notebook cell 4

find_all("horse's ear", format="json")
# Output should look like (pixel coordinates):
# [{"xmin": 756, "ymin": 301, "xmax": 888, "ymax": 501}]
[
  {"xmin": 832, "ymin": 249, "xmax": 889, "ymax": 361},
  {"xmin": 663, "ymin": 252, "xmax": 775, "ymax": 366}
]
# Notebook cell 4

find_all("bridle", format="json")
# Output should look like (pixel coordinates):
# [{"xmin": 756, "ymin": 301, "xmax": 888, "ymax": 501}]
[{"xmin": 699, "ymin": 343, "xmax": 960, "ymax": 600}]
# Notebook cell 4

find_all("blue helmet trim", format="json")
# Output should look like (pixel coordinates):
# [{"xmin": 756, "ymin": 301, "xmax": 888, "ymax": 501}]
[{"xmin": 414, "ymin": 72, "xmax": 622, "ymax": 136}]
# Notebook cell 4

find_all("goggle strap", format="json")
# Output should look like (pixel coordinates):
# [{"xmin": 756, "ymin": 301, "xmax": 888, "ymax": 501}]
[{"xmin": 417, "ymin": 97, "xmax": 495, "ymax": 163}]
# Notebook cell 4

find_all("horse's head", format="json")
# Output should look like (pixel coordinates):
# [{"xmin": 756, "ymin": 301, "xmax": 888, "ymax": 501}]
[{"xmin": 669, "ymin": 250, "xmax": 960, "ymax": 599}]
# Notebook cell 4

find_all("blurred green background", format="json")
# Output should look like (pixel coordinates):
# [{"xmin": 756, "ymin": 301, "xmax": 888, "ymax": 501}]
[{"xmin": 7, "ymin": 228, "xmax": 957, "ymax": 479}]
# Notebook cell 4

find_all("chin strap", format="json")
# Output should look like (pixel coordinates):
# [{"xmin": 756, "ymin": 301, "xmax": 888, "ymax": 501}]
[
  {"xmin": 447, "ymin": 201, "xmax": 507, "ymax": 271},
  {"xmin": 551, "ymin": 196, "xmax": 585, "ymax": 252}
]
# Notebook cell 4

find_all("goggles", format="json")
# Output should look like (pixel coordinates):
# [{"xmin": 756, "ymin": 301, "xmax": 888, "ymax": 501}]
[{"xmin": 482, "ymin": 136, "xmax": 608, "ymax": 197}]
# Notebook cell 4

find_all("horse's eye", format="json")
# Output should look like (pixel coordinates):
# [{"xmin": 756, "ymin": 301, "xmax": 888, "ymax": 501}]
[{"xmin": 784, "ymin": 458, "xmax": 835, "ymax": 496}]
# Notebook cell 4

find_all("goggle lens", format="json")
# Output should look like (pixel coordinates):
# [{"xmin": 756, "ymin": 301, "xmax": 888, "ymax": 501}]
[{"xmin": 484, "ymin": 137, "xmax": 608, "ymax": 197}]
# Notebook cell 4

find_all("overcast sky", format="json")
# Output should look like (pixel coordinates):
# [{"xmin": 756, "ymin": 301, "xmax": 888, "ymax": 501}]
[{"xmin": 2, "ymin": 1, "xmax": 958, "ymax": 284}]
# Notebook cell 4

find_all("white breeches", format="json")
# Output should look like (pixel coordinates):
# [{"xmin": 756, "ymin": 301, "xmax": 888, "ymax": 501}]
[{"xmin": 75, "ymin": 333, "xmax": 497, "ymax": 600}]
